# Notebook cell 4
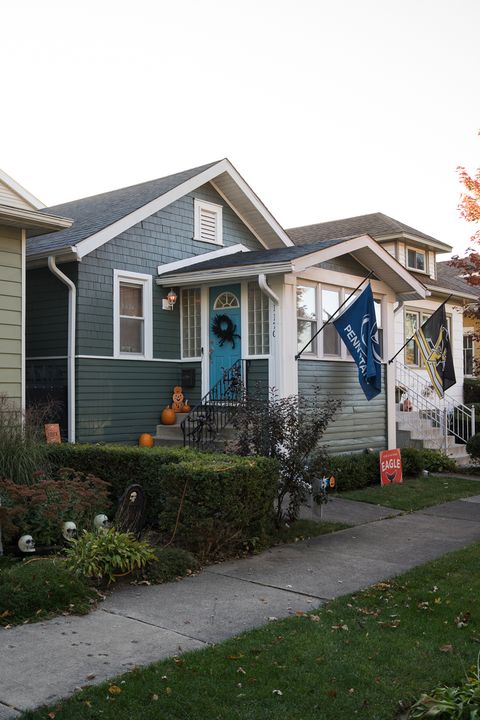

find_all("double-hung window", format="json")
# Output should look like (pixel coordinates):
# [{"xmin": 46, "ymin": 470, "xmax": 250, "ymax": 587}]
[
  {"xmin": 297, "ymin": 284, "xmax": 317, "ymax": 354},
  {"xmin": 114, "ymin": 270, "xmax": 152, "ymax": 359},
  {"xmin": 322, "ymin": 287, "xmax": 341, "ymax": 356},
  {"xmin": 464, "ymin": 334, "xmax": 474, "ymax": 376}
]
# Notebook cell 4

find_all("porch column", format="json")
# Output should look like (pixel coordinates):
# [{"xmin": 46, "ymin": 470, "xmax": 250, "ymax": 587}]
[
  {"xmin": 383, "ymin": 296, "xmax": 397, "ymax": 449},
  {"xmin": 278, "ymin": 275, "xmax": 298, "ymax": 397}
]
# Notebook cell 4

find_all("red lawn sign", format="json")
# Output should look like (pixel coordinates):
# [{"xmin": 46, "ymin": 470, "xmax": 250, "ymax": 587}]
[{"xmin": 379, "ymin": 449, "xmax": 403, "ymax": 486}]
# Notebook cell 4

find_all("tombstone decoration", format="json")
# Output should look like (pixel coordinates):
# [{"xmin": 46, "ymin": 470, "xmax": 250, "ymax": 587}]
[
  {"xmin": 94, "ymin": 513, "xmax": 109, "ymax": 532},
  {"xmin": 172, "ymin": 386, "xmax": 185, "ymax": 412},
  {"xmin": 18, "ymin": 534, "xmax": 35, "ymax": 553},
  {"xmin": 62, "ymin": 521, "xmax": 78, "ymax": 542},
  {"xmin": 114, "ymin": 484, "xmax": 146, "ymax": 537}
]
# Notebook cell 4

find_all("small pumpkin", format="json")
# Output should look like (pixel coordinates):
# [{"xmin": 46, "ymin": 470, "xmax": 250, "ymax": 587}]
[
  {"xmin": 161, "ymin": 405, "xmax": 177, "ymax": 425},
  {"xmin": 138, "ymin": 433, "xmax": 154, "ymax": 448},
  {"xmin": 183, "ymin": 399, "xmax": 191, "ymax": 413}
]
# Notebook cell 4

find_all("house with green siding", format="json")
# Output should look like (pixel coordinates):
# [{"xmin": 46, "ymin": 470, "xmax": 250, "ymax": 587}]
[
  {"xmin": 0, "ymin": 169, "xmax": 71, "ymax": 411},
  {"xmin": 26, "ymin": 159, "xmax": 429, "ymax": 452}
]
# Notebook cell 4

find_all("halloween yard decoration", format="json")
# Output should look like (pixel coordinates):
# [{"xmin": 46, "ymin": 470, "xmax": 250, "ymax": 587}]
[
  {"xmin": 115, "ymin": 484, "xmax": 146, "ymax": 537},
  {"xmin": 62, "ymin": 521, "xmax": 77, "ymax": 542},
  {"xmin": 172, "ymin": 386, "xmax": 185, "ymax": 412},
  {"xmin": 18, "ymin": 535, "xmax": 35, "ymax": 553},
  {"xmin": 94, "ymin": 514, "xmax": 109, "ymax": 532}
]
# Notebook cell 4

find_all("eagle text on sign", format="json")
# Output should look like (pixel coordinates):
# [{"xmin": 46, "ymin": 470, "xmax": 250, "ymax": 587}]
[{"xmin": 379, "ymin": 449, "xmax": 402, "ymax": 486}]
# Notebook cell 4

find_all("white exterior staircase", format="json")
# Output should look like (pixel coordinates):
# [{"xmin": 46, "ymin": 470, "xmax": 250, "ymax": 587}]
[{"xmin": 395, "ymin": 361, "xmax": 475, "ymax": 466}]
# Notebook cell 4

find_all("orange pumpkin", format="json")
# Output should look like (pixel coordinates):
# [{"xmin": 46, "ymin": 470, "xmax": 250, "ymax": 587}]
[
  {"xmin": 161, "ymin": 405, "xmax": 177, "ymax": 425},
  {"xmin": 138, "ymin": 433, "xmax": 154, "ymax": 448},
  {"xmin": 183, "ymin": 399, "xmax": 191, "ymax": 413}
]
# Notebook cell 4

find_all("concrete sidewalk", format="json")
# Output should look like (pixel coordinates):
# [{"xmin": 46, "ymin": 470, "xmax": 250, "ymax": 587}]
[{"xmin": 1, "ymin": 496, "xmax": 480, "ymax": 719}]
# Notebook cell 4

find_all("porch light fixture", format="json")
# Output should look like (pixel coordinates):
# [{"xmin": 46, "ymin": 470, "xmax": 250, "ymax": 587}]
[{"xmin": 162, "ymin": 288, "xmax": 178, "ymax": 311}]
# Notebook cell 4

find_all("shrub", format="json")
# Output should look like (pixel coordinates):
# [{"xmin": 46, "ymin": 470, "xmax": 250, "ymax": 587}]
[
  {"xmin": 467, "ymin": 432, "xmax": 480, "ymax": 462},
  {"xmin": 408, "ymin": 655, "xmax": 480, "ymax": 718},
  {"xmin": 157, "ymin": 455, "xmax": 277, "ymax": 561},
  {"xmin": 0, "ymin": 557, "xmax": 95, "ymax": 625},
  {"xmin": 0, "ymin": 394, "xmax": 57, "ymax": 484},
  {"xmin": 0, "ymin": 470, "xmax": 111, "ymax": 546},
  {"xmin": 420, "ymin": 448, "xmax": 457, "ymax": 473},
  {"xmin": 65, "ymin": 529, "xmax": 155, "ymax": 584},
  {"xmin": 400, "ymin": 448, "xmax": 425, "ymax": 477},
  {"xmin": 230, "ymin": 389, "xmax": 340, "ymax": 524},
  {"xmin": 143, "ymin": 547, "xmax": 198, "ymax": 584}
]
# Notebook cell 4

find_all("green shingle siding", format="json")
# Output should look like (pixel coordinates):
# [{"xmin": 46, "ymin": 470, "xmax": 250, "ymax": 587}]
[
  {"xmin": 26, "ymin": 264, "xmax": 77, "ymax": 357},
  {"xmin": 298, "ymin": 360, "xmax": 387, "ymax": 453},
  {"xmin": 75, "ymin": 358, "xmax": 201, "ymax": 443}
]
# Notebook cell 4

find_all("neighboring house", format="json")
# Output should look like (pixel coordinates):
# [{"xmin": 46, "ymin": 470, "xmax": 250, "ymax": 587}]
[
  {"xmin": 0, "ymin": 169, "xmax": 71, "ymax": 410},
  {"xmin": 26, "ymin": 161, "xmax": 428, "ymax": 452}
]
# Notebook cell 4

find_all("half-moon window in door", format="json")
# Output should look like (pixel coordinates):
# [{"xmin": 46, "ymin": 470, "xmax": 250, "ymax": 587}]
[{"xmin": 213, "ymin": 291, "xmax": 240, "ymax": 310}]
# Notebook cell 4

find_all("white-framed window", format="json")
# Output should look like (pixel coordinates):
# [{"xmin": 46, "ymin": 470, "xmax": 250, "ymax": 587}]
[
  {"xmin": 464, "ymin": 334, "xmax": 474, "ymax": 376},
  {"xmin": 248, "ymin": 282, "xmax": 270, "ymax": 356},
  {"xmin": 214, "ymin": 291, "xmax": 239, "ymax": 309},
  {"xmin": 194, "ymin": 199, "xmax": 223, "ymax": 245},
  {"xmin": 406, "ymin": 247, "xmax": 427, "ymax": 273},
  {"xmin": 404, "ymin": 308, "xmax": 451, "ymax": 367},
  {"xmin": 297, "ymin": 283, "xmax": 317, "ymax": 354},
  {"xmin": 322, "ymin": 287, "xmax": 341, "ymax": 356},
  {"xmin": 181, "ymin": 287, "xmax": 201, "ymax": 359},
  {"xmin": 113, "ymin": 270, "xmax": 153, "ymax": 359}
]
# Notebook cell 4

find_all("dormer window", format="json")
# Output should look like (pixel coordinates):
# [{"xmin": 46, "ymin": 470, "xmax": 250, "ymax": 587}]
[
  {"xmin": 407, "ymin": 247, "xmax": 426, "ymax": 273},
  {"xmin": 194, "ymin": 199, "xmax": 223, "ymax": 245}
]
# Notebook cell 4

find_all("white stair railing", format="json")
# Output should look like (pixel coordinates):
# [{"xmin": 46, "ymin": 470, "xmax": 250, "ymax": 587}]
[{"xmin": 396, "ymin": 361, "xmax": 475, "ymax": 449}]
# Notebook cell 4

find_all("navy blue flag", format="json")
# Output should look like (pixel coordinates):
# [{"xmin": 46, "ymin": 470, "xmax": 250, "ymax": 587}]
[{"xmin": 332, "ymin": 283, "xmax": 382, "ymax": 400}]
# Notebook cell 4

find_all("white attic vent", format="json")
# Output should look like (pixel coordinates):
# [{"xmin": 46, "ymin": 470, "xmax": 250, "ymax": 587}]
[{"xmin": 194, "ymin": 199, "xmax": 223, "ymax": 245}]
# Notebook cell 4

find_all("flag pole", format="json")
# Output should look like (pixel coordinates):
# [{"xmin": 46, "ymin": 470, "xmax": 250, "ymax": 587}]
[
  {"xmin": 295, "ymin": 270, "xmax": 374, "ymax": 361},
  {"xmin": 387, "ymin": 295, "xmax": 452, "ymax": 365}
]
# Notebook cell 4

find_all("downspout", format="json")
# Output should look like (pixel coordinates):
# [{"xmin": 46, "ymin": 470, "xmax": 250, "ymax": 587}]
[
  {"xmin": 48, "ymin": 256, "xmax": 76, "ymax": 443},
  {"xmin": 258, "ymin": 273, "xmax": 279, "ymax": 304}
]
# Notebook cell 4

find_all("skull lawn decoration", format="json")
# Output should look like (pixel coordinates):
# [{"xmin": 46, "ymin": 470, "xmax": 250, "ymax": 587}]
[
  {"xmin": 94, "ymin": 514, "xmax": 109, "ymax": 532},
  {"xmin": 18, "ymin": 535, "xmax": 35, "ymax": 553},
  {"xmin": 62, "ymin": 521, "xmax": 77, "ymax": 542}
]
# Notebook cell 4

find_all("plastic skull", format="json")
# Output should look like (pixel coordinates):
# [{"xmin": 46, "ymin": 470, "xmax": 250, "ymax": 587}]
[
  {"xmin": 18, "ymin": 535, "xmax": 35, "ymax": 553},
  {"xmin": 62, "ymin": 521, "xmax": 77, "ymax": 542},
  {"xmin": 129, "ymin": 491, "xmax": 138, "ymax": 503},
  {"xmin": 94, "ymin": 514, "xmax": 109, "ymax": 532}
]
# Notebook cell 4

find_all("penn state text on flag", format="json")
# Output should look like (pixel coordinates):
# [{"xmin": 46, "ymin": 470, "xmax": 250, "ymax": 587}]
[
  {"xmin": 332, "ymin": 283, "xmax": 382, "ymax": 400},
  {"xmin": 413, "ymin": 301, "xmax": 455, "ymax": 398}
]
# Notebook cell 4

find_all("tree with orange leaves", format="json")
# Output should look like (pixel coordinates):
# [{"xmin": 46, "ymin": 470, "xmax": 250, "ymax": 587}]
[{"xmin": 449, "ymin": 156, "xmax": 480, "ymax": 289}]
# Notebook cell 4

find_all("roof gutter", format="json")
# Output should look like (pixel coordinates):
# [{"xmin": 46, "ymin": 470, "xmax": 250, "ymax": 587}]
[{"xmin": 48, "ymin": 256, "xmax": 76, "ymax": 443}]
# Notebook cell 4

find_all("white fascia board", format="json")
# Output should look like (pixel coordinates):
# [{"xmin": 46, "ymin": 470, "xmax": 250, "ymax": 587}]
[
  {"xmin": 424, "ymin": 283, "xmax": 478, "ymax": 301},
  {"xmin": 291, "ymin": 234, "xmax": 427, "ymax": 298},
  {"xmin": 156, "ymin": 243, "xmax": 250, "ymax": 276},
  {"xmin": 215, "ymin": 161, "xmax": 294, "ymax": 248},
  {"xmin": 0, "ymin": 205, "xmax": 73, "ymax": 231},
  {"xmin": 156, "ymin": 262, "xmax": 293, "ymax": 286},
  {"xmin": 75, "ymin": 158, "xmax": 291, "ymax": 260},
  {"xmin": 0, "ymin": 168, "xmax": 45, "ymax": 209},
  {"xmin": 376, "ymin": 232, "xmax": 452, "ymax": 253}
]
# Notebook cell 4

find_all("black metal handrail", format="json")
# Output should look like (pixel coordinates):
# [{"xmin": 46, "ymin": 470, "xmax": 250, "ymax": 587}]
[{"xmin": 181, "ymin": 359, "xmax": 247, "ymax": 450}]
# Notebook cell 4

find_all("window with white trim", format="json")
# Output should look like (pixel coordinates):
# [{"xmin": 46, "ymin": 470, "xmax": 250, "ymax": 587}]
[
  {"xmin": 464, "ymin": 334, "xmax": 474, "ymax": 376},
  {"xmin": 194, "ymin": 199, "xmax": 223, "ymax": 245},
  {"xmin": 114, "ymin": 270, "xmax": 152, "ymax": 358},
  {"xmin": 404, "ymin": 309, "xmax": 451, "ymax": 367},
  {"xmin": 181, "ymin": 288, "xmax": 201, "ymax": 358},
  {"xmin": 297, "ymin": 284, "xmax": 317, "ymax": 354},
  {"xmin": 248, "ymin": 282, "xmax": 269, "ymax": 356},
  {"xmin": 407, "ymin": 247, "xmax": 427, "ymax": 272},
  {"xmin": 322, "ymin": 287, "xmax": 341, "ymax": 356}
]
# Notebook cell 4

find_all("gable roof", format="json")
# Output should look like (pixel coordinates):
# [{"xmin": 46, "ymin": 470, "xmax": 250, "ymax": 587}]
[
  {"xmin": 0, "ymin": 168, "xmax": 45, "ymax": 211},
  {"xmin": 27, "ymin": 159, "xmax": 293, "ymax": 263},
  {"xmin": 157, "ymin": 233, "xmax": 427, "ymax": 299},
  {"xmin": 434, "ymin": 261, "xmax": 478, "ymax": 300},
  {"xmin": 287, "ymin": 212, "xmax": 452, "ymax": 252}
]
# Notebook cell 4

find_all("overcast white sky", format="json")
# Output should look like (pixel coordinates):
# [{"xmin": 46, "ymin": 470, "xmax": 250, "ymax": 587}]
[{"xmin": 2, "ymin": 0, "xmax": 479, "ymax": 256}]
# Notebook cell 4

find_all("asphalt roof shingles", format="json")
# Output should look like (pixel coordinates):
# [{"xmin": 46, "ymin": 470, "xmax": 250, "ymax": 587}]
[{"xmin": 27, "ymin": 161, "xmax": 220, "ymax": 257}]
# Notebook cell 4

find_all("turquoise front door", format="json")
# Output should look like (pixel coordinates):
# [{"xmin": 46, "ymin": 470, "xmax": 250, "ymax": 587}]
[{"xmin": 209, "ymin": 284, "xmax": 241, "ymax": 388}]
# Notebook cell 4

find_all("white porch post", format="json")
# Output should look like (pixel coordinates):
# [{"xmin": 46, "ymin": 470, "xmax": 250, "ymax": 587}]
[{"xmin": 278, "ymin": 275, "xmax": 298, "ymax": 397}]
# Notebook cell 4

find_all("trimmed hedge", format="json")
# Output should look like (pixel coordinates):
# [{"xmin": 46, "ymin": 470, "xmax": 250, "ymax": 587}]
[
  {"xmin": 328, "ymin": 448, "xmax": 457, "ymax": 492},
  {"xmin": 47, "ymin": 444, "xmax": 278, "ymax": 560}
]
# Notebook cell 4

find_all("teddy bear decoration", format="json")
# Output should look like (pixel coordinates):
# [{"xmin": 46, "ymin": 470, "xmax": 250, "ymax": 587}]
[{"xmin": 171, "ymin": 386, "xmax": 185, "ymax": 412}]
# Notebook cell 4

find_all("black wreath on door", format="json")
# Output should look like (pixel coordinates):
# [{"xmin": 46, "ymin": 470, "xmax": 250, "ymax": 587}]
[{"xmin": 211, "ymin": 314, "xmax": 241, "ymax": 349}]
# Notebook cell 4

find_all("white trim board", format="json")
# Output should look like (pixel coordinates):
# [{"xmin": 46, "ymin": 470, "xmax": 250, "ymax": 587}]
[
  {"xmin": 73, "ymin": 159, "xmax": 293, "ymax": 260},
  {"xmin": 113, "ymin": 269, "xmax": 153, "ymax": 360},
  {"xmin": 157, "ymin": 243, "xmax": 249, "ymax": 276},
  {"xmin": 0, "ymin": 168, "xmax": 45, "ymax": 209}
]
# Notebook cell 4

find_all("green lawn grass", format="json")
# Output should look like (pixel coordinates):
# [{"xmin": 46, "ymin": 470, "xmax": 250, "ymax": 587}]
[
  {"xmin": 21, "ymin": 542, "xmax": 480, "ymax": 720},
  {"xmin": 0, "ymin": 557, "xmax": 96, "ymax": 626},
  {"xmin": 340, "ymin": 475, "xmax": 480, "ymax": 511}
]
